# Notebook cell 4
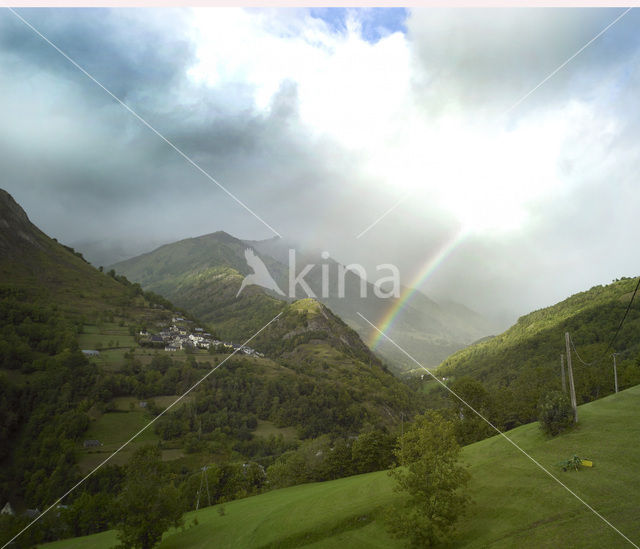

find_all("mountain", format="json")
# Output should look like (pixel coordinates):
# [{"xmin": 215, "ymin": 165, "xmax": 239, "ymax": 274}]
[
  {"xmin": 246, "ymin": 237, "xmax": 496, "ymax": 369},
  {"xmin": 111, "ymin": 232, "xmax": 497, "ymax": 370},
  {"xmin": 108, "ymin": 231, "xmax": 287, "ymax": 342},
  {"xmin": 436, "ymin": 276, "xmax": 640, "ymax": 426},
  {"xmin": 0, "ymin": 189, "xmax": 178, "ymax": 324},
  {"xmin": 6, "ymin": 188, "xmax": 639, "ymax": 548},
  {"xmin": 0, "ymin": 189, "xmax": 421, "ymax": 546}
]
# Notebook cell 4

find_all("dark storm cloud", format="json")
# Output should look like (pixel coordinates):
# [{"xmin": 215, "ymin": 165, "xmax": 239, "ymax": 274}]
[{"xmin": 0, "ymin": 8, "xmax": 194, "ymax": 103}]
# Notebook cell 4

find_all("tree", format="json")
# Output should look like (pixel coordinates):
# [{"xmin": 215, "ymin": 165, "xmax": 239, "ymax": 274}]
[
  {"xmin": 386, "ymin": 411, "xmax": 470, "ymax": 548},
  {"xmin": 63, "ymin": 491, "xmax": 116, "ymax": 537},
  {"xmin": 351, "ymin": 430, "xmax": 395, "ymax": 474},
  {"xmin": 266, "ymin": 436, "xmax": 332, "ymax": 487},
  {"xmin": 538, "ymin": 391, "xmax": 573, "ymax": 436},
  {"xmin": 448, "ymin": 377, "xmax": 494, "ymax": 444},
  {"xmin": 115, "ymin": 446, "xmax": 183, "ymax": 549}
]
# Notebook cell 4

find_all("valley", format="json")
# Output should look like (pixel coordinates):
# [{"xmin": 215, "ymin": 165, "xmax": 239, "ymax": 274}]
[
  {"xmin": 1, "ymin": 188, "xmax": 639, "ymax": 549},
  {"xmin": 111, "ymin": 232, "xmax": 498, "ymax": 371}
]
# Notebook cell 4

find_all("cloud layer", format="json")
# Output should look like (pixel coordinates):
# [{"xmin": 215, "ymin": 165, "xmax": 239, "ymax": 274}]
[{"xmin": 2, "ymin": 7, "xmax": 640, "ymax": 326}]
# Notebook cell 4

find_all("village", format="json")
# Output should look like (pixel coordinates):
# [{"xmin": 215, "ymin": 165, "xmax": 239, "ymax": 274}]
[{"xmin": 139, "ymin": 316, "xmax": 264, "ymax": 358}]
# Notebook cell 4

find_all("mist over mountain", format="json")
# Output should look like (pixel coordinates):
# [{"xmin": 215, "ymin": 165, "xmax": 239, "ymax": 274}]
[
  {"xmin": 3, "ymin": 7, "xmax": 640, "ymax": 353},
  {"xmin": 112, "ymin": 232, "xmax": 498, "ymax": 370}
]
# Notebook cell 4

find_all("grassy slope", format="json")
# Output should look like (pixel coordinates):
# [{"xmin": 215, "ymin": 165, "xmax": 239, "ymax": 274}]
[
  {"xmin": 43, "ymin": 385, "xmax": 640, "ymax": 549},
  {"xmin": 0, "ymin": 190, "xmax": 176, "ymax": 328}
]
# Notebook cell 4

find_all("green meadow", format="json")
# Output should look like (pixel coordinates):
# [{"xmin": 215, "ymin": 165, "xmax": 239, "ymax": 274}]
[
  {"xmin": 43, "ymin": 385, "xmax": 640, "ymax": 548},
  {"xmin": 78, "ymin": 408, "xmax": 161, "ymax": 473},
  {"xmin": 78, "ymin": 324, "xmax": 135, "ymax": 350}
]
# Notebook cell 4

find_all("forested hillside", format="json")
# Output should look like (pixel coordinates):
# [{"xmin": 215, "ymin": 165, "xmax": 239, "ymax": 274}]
[
  {"xmin": 0, "ymin": 189, "xmax": 421, "ymax": 547},
  {"xmin": 434, "ymin": 277, "xmax": 640, "ymax": 429},
  {"xmin": 42, "ymin": 385, "xmax": 640, "ymax": 549}
]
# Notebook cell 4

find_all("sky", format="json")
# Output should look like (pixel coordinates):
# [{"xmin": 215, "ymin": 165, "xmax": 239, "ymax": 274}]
[{"xmin": 1, "ymin": 7, "xmax": 640, "ymax": 327}]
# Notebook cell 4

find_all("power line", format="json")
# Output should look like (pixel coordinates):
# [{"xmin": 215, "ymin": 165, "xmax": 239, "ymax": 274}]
[
  {"xmin": 601, "ymin": 277, "xmax": 640, "ymax": 357},
  {"xmin": 358, "ymin": 311, "xmax": 639, "ymax": 548},
  {"xmin": 569, "ymin": 276, "xmax": 640, "ymax": 368},
  {"xmin": 195, "ymin": 468, "xmax": 205, "ymax": 511},
  {"xmin": 569, "ymin": 334, "xmax": 598, "ymax": 366}
]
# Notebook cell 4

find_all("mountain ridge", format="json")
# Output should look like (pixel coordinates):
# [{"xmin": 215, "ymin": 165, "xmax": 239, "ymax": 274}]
[{"xmin": 111, "ymin": 232, "xmax": 496, "ymax": 369}]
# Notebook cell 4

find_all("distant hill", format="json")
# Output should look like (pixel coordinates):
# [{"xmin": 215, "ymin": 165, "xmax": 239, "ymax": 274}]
[
  {"xmin": 42, "ymin": 384, "xmax": 640, "ymax": 549},
  {"xmin": 437, "ymin": 277, "xmax": 640, "ymax": 425},
  {"xmin": 111, "ymin": 232, "xmax": 497, "ymax": 370}
]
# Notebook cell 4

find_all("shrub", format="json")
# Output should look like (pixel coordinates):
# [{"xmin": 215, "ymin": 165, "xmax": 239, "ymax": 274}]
[{"xmin": 538, "ymin": 391, "xmax": 574, "ymax": 436}]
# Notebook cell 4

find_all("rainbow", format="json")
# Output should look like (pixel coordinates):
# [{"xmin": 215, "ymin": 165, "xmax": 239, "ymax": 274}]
[{"xmin": 369, "ymin": 227, "xmax": 469, "ymax": 348}]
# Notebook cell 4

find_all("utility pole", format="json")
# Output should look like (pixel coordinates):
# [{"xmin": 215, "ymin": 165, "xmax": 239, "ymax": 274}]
[
  {"xmin": 195, "ymin": 469, "xmax": 204, "ymax": 511},
  {"xmin": 612, "ymin": 353, "xmax": 619, "ymax": 394},
  {"xmin": 560, "ymin": 353, "xmax": 566, "ymax": 394},
  {"xmin": 195, "ymin": 465, "xmax": 211, "ymax": 510},
  {"xmin": 564, "ymin": 332, "xmax": 578, "ymax": 423},
  {"xmin": 203, "ymin": 465, "xmax": 211, "ymax": 507}
]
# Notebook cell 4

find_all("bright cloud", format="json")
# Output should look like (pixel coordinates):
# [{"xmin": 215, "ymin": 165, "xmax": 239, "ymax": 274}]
[
  {"xmin": 188, "ymin": 9, "xmax": 411, "ymax": 148},
  {"xmin": 186, "ymin": 8, "xmax": 627, "ymax": 236}
]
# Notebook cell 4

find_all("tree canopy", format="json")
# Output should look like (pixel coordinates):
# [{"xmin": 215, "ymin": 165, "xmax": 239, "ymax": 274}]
[
  {"xmin": 387, "ymin": 411, "xmax": 470, "ymax": 548},
  {"xmin": 115, "ymin": 446, "xmax": 184, "ymax": 549}
]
